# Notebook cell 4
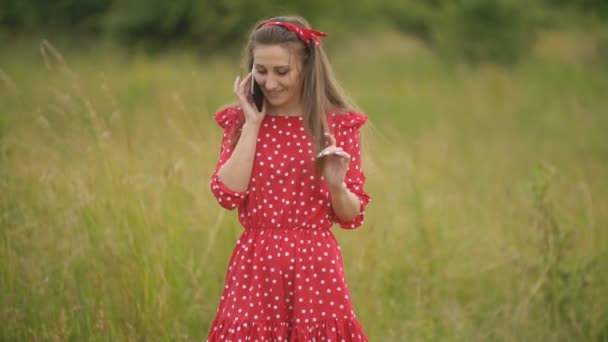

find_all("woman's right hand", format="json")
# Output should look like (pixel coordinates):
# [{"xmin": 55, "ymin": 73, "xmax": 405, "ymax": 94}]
[{"xmin": 234, "ymin": 72, "xmax": 266, "ymax": 126}]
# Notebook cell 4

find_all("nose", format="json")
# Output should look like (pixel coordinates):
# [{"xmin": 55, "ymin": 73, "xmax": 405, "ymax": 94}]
[{"xmin": 264, "ymin": 75, "xmax": 279, "ymax": 90}]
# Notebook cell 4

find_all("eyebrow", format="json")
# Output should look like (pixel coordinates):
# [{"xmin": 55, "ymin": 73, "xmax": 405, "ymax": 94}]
[{"xmin": 254, "ymin": 64, "xmax": 290, "ymax": 70}]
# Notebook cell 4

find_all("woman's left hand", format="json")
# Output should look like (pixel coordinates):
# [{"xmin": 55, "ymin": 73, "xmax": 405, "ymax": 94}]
[{"xmin": 317, "ymin": 133, "xmax": 350, "ymax": 190}]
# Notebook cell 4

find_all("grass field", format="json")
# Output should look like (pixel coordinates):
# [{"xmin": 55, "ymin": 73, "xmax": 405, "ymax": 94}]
[{"xmin": 1, "ymin": 30, "xmax": 607, "ymax": 341}]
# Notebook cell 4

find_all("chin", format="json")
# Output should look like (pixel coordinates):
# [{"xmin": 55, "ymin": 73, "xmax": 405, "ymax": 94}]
[{"xmin": 267, "ymin": 97, "xmax": 286, "ymax": 107}]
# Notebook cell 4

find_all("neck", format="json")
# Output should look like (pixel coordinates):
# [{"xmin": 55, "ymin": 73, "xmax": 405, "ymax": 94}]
[{"xmin": 267, "ymin": 100, "xmax": 303, "ymax": 117}]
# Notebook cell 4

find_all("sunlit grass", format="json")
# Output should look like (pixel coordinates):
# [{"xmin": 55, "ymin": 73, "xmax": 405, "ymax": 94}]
[{"xmin": 1, "ymin": 30, "xmax": 607, "ymax": 341}]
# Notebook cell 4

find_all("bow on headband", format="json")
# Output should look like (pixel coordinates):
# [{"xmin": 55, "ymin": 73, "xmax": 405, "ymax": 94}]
[{"xmin": 259, "ymin": 21, "xmax": 328, "ymax": 47}]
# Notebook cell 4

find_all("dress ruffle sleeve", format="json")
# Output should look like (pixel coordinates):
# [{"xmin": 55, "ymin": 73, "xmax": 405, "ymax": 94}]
[
  {"xmin": 209, "ymin": 106, "xmax": 249, "ymax": 210},
  {"xmin": 328, "ymin": 111, "xmax": 371, "ymax": 229}
]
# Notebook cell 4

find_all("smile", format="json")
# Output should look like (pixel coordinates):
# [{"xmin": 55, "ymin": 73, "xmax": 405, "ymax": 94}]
[{"xmin": 265, "ymin": 91, "xmax": 283, "ymax": 97}]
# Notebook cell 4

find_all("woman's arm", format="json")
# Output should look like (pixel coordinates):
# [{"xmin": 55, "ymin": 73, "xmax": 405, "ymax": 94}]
[
  {"xmin": 217, "ymin": 73, "xmax": 267, "ymax": 191},
  {"xmin": 318, "ymin": 112, "xmax": 371, "ymax": 229},
  {"xmin": 329, "ymin": 182, "xmax": 361, "ymax": 221},
  {"xmin": 318, "ymin": 133, "xmax": 364, "ymax": 222},
  {"xmin": 216, "ymin": 122, "xmax": 260, "ymax": 192}
]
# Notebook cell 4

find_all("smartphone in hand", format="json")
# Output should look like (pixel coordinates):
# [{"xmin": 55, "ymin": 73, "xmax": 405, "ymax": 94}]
[{"xmin": 250, "ymin": 65, "xmax": 264, "ymax": 112}]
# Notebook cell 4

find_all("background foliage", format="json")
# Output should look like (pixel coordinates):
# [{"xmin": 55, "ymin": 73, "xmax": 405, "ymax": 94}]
[
  {"xmin": 1, "ymin": 0, "xmax": 607, "ymax": 63},
  {"xmin": 1, "ymin": 1, "xmax": 608, "ymax": 341}
]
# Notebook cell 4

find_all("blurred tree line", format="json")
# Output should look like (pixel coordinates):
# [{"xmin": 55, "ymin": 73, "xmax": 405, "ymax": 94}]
[{"xmin": 1, "ymin": 0, "xmax": 607, "ymax": 64}]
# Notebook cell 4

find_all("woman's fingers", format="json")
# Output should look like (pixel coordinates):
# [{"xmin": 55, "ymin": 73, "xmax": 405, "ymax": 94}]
[
  {"xmin": 317, "ymin": 146, "xmax": 343, "ymax": 156},
  {"xmin": 234, "ymin": 75, "xmax": 247, "ymax": 102},
  {"xmin": 332, "ymin": 149, "xmax": 350, "ymax": 160},
  {"xmin": 233, "ymin": 75, "xmax": 240, "ymax": 95},
  {"xmin": 324, "ymin": 132, "xmax": 337, "ymax": 147},
  {"xmin": 233, "ymin": 73, "xmax": 251, "ymax": 99},
  {"xmin": 318, "ymin": 133, "xmax": 343, "ymax": 157},
  {"xmin": 239, "ymin": 72, "xmax": 252, "ymax": 97},
  {"xmin": 316, "ymin": 146, "xmax": 349, "ymax": 159},
  {"xmin": 233, "ymin": 73, "xmax": 253, "ymax": 110},
  {"xmin": 334, "ymin": 151, "xmax": 350, "ymax": 159},
  {"xmin": 232, "ymin": 72, "xmax": 265, "ymax": 124},
  {"xmin": 316, "ymin": 146, "xmax": 336, "ymax": 158},
  {"xmin": 237, "ymin": 74, "xmax": 245, "ymax": 97}
]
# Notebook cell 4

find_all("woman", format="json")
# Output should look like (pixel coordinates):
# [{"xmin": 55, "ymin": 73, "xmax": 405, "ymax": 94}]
[{"xmin": 207, "ymin": 15, "xmax": 371, "ymax": 341}]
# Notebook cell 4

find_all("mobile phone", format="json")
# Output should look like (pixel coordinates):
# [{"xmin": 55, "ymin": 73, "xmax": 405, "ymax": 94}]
[{"xmin": 250, "ymin": 65, "xmax": 264, "ymax": 112}]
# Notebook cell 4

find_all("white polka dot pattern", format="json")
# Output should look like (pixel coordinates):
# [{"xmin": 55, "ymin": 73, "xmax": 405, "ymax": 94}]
[{"xmin": 207, "ymin": 106, "xmax": 371, "ymax": 341}]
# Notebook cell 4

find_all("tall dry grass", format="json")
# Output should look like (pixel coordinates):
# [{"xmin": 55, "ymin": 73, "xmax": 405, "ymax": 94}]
[{"xmin": 1, "ymin": 30, "xmax": 607, "ymax": 341}]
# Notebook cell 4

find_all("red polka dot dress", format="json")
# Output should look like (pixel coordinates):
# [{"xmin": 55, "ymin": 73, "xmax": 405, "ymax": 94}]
[{"xmin": 206, "ymin": 105, "xmax": 371, "ymax": 342}]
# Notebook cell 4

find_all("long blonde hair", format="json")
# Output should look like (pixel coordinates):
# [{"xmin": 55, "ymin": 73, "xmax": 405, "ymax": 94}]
[{"xmin": 232, "ymin": 15, "xmax": 357, "ymax": 166}]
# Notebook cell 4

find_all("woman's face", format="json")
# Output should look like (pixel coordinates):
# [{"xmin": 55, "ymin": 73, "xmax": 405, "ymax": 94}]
[{"xmin": 252, "ymin": 44, "xmax": 304, "ymax": 112}]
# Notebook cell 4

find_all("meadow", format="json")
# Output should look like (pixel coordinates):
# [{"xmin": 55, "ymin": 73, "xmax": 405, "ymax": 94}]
[{"xmin": 1, "ymin": 30, "xmax": 607, "ymax": 341}]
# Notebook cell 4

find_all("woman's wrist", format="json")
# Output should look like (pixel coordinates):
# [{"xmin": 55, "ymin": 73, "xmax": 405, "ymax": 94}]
[
  {"xmin": 329, "ymin": 182, "xmax": 348, "ymax": 195},
  {"xmin": 242, "ymin": 120, "xmax": 262, "ymax": 132}
]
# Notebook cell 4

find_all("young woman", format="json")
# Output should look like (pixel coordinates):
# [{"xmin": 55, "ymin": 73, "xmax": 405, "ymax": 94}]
[{"xmin": 207, "ymin": 15, "xmax": 371, "ymax": 341}]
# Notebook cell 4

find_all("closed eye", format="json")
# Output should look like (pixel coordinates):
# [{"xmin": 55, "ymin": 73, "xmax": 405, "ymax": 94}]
[{"xmin": 255, "ymin": 70, "xmax": 288, "ymax": 76}]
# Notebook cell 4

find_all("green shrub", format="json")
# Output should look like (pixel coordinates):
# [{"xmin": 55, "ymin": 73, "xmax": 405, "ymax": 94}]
[
  {"xmin": 433, "ymin": 0, "xmax": 538, "ymax": 65},
  {"xmin": 378, "ymin": 0, "xmax": 439, "ymax": 41},
  {"xmin": 0, "ymin": 0, "xmax": 110, "ymax": 33},
  {"xmin": 104, "ymin": 0, "xmax": 193, "ymax": 51},
  {"xmin": 595, "ymin": 26, "xmax": 608, "ymax": 67}
]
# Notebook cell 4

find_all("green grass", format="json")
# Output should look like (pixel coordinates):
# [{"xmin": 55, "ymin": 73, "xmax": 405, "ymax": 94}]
[{"xmin": 1, "ymin": 30, "xmax": 607, "ymax": 341}]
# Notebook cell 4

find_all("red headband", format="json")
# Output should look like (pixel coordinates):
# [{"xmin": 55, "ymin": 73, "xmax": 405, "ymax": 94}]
[{"xmin": 259, "ymin": 21, "xmax": 328, "ymax": 47}]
